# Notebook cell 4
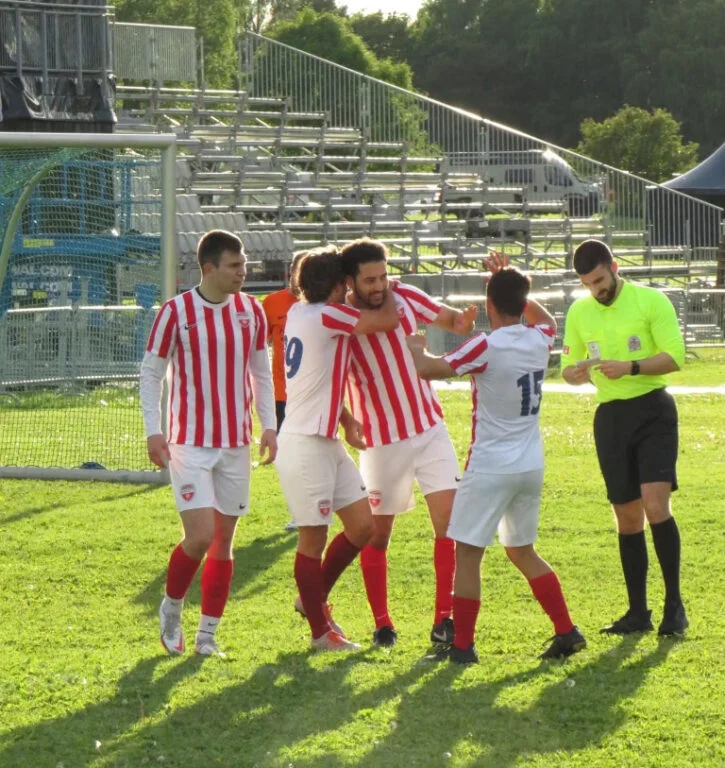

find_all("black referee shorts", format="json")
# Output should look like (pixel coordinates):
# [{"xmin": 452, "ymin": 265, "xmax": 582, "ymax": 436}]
[{"xmin": 593, "ymin": 388, "xmax": 678, "ymax": 505}]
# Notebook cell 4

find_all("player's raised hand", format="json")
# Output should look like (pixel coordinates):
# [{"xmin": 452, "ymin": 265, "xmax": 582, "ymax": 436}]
[
  {"xmin": 484, "ymin": 250, "xmax": 508, "ymax": 273},
  {"xmin": 147, "ymin": 434, "xmax": 170, "ymax": 468},
  {"xmin": 453, "ymin": 305, "xmax": 478, "ymax": 335},
  {"xmin": 406, "ymin": 333, "xmax": 427, "ymax": 356},
  {"xmin": 259, "ymin": 428, "xmax": 278, "ymax": 465}
]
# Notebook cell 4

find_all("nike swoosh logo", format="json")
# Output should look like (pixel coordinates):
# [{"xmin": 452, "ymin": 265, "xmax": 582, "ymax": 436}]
[{"xmin": 184, "ymin": 323, "xmax": 196, "ymax": 331}]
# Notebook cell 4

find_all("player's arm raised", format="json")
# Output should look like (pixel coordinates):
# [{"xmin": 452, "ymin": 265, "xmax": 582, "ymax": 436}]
[
  {"xmin": 352, "ymin": 288, "xmax": 400, "ymax": 335},
  {"xmin": 433, "ymin": 304, "xmax": 478, "ymax": 336},
  {"xmin": 406, "ymin": 334, "xmax": 456, "ymax": 380}
]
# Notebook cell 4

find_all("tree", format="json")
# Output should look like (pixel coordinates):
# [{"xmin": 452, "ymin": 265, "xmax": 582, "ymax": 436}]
[
  {"xmin": 349, "ymin": 12, "xmax": 413, "ymax": 64},
  {"xmin": 576, "ymin": 106, "xmax": 699, "ymax": 183}
]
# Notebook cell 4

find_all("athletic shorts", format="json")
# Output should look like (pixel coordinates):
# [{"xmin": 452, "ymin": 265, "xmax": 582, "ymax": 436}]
[
  {"xmin": 593, "ymin": 388, "xmax": 678, "ymax": 505},
  {"xmin": 275, "ymin": 433, "xmax": 367, "ymax": 526},
  {"xmin": 359, "ymin": 422, "xmax": 460, "ymax": 515},
  {"xmin": 168, "ymin": 443, "xmax": 250, "ymax": 517},
  {"xmin": 447, "ymin": 469, "xmax": 544, "ymax": 548}
]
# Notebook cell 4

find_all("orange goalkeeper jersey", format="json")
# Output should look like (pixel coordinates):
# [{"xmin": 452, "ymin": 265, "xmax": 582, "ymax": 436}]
[{"xmin": 263, "ymin": 288, "xmax": 298, "ymax": 401}]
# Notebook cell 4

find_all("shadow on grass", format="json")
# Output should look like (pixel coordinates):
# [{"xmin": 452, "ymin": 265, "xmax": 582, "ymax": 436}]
[
  {"xmin": 133, "ymin": 530, "xmax": 298, "ymax": 619},
  {"xmin": 0, "ymin": 635, "xmax": 679, "ymax": 768},
  {"xmin": 352, "ymin": 635, "xmax": 679, "ymax": 767},
  {"xmin": 68, "ymin": 648, "xmax": 434, "ymax": 767},
  {"xmin": 0, "ymin": 654, "xmax": 204, "ymax": 768},
  {"xmin": 0, "ymin": 484, "xmax": 161, "ymax": 527}
]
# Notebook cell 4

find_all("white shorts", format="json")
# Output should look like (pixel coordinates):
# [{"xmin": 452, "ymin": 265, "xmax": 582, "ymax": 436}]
[
  {"xmin": 447, "ymin": 469, "xmax": 544, "ymax": 548},
  {"xmin": 359, "ymin": 422, "xmax": 460, "ymax": 516},
  {"xmin": 168, "ymin": 444, "xmax": 250, "ymax": 517},
  {"xmin": 275, "ymin": 433, "xmax": 368, "ymax": 526}
]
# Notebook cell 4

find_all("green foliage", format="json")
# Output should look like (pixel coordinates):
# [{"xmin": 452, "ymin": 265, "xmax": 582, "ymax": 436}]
[
  {"xmin": 1, "ymin": 385, "xmax": 724, "ymax": 766},
  {"xmin": 576, "ymin": 106, "xmax": 699, "ymax": 183},
  {"xmin": 349, "ymin": 12, "xmax": 413, "ymax": 64},
  {"xmin": 268, "ymin": 8, "xmax": 413, "ymax": 88}
]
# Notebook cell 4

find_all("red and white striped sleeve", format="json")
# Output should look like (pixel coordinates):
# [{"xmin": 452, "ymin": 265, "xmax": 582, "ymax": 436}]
[
  {"xmin": 321, "ymin": 303, "xmax": 361, "ymax": 336},
  {"xmin": 392, "ymin": 281, "xmax": 442, "ymax": 324},
  {"xmin": 443, "ymin": 333, "xmax": 490, "ymax": 375},
  {"xmin": 529, "ymin": 323, "xmax": 556, "ymax": 351},
  {"xmin": 250, "ymin": 295, "xmax": 268, "ymax": 351},
  {"xmin": 145, "ymin": 300, "xmax": 178, "ymax": 358}
]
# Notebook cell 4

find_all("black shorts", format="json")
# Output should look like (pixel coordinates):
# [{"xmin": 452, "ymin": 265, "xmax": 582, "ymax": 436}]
[
  {"xmin": 275, "ymin": 400, "xmax": 287, "ymax": 433},
  {"xmin": 593, "ymin": 388, "xmax": 678, "ymax": 505}
]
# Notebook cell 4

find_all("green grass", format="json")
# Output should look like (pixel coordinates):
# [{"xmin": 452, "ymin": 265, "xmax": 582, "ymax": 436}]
[{"xmin": 1, "ymin": 389, "xmax": 724, "ymax": 767}]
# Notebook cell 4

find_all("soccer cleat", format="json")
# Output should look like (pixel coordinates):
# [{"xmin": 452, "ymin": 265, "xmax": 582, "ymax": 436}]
[
  {"xmin": 294, "ymin": 596, "xmax": 345, "ymax": 636},
  {"xmin": 284, "ymin": 521, "xmax": 298, "ymax": 532},
  {"xmin": 539, "ymin": 626, "xmax": 587, "ymax": 660},
  {"xmin": 194, "ymin": 634, "xmax": 227, "ymax": 658},
  {"xmin": 372, "ymin": 625, "xmax": 398, "ymax": 648},
  {"xmin": 658, "ymin": 602, "xmax": 689, "ymax": 636},
  {"xmin": 449, "ymin": 643, "xmax": 479, "ymax": 665},
  {"xmin": 311, "ymin": 629, "xmax": 361, "ymax": 652},
  {"xmin": 430, "ymin": 616, "xmax": 455, "ymax": 645},
  {"xmin": 600, "ymin": 609, "xmax": 654, "ymax": 635},
  {"xmin": 159, "ymin": 600, "xmax": 185, "ymax": 655}
]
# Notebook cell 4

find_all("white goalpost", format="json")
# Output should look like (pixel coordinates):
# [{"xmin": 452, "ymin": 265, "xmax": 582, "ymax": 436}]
[{"xmin": 0, "ymin": 132, "xmax": 176, "ymax": 483}]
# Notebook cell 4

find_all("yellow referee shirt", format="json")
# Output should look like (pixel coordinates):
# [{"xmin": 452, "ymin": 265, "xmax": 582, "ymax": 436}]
[{"xmin": 561, "ymin": 281, "xmax": 685, "ymax": 403}]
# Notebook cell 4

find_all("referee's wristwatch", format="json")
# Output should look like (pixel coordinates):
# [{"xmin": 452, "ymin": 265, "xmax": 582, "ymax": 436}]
[{"xmin": 630, "ymin": 360, "xmax": 641, "ymax": 376}]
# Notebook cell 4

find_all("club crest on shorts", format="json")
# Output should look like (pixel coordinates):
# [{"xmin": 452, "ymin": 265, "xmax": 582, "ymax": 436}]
[
  {"xmin": 628, "ymin": 335, "xmax": 641, "ymax": 352},
  {"xmin": 369, "ymin": 490, "xmax": 382, "ymax": 508},
  {"xmin": 236, "ymin": 312, "xmax": 251, "ymax": 328},
  {"xmin": 180, "ymin": 483, "xmax": 195, "ymax": 502},
  {"xmin": 318, "ymin": 499, "xmax": 332, "ymax": 516}
]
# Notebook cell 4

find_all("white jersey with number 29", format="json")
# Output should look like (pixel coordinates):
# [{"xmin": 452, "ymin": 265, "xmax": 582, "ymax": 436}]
[{"xmin": 280, "ymin": 301, "xmax": 361, "ymax": 439}]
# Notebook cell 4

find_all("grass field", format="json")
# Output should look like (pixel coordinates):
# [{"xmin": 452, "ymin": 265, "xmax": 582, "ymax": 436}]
[{"xmin": 1, "ymin": 385, "xmax": 724, "ymax": 767}]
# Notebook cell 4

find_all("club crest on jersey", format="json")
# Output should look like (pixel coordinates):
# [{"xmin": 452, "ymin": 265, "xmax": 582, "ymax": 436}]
[
  {"xmin": 180, "ymin": 483, "xmax": 195, "ymax": 502},
  {"xmin": 628, "ymin": 335, "xmax": 641, "ymax": 352},
  {"xmin": 318, "ymin": 499, "xmax": 332, "ymax": 517},
  {"xmin": 369, "ymin": 490, "xmax": 382, "ymax": 508},
  {"xmin": 397, "ymin": 305, "xmax": 406, "ymax": 319},
  {"xmin": 236, "ymin": 312, "xmax": 251, "ymax": 328}
]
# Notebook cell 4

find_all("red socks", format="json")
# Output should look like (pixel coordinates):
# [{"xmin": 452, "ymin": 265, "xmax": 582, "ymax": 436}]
[
  {"xmin": 434, "ymin": 537, "xmax": 455, "ymax": 623},
  {"xmin": 200, "ymin": 557, "xmax": 234, "ymax": 618},
  {"xmin": 321, "ymin": 532, "xmax": 361, "ymax": 600},
  {"xmin": 528, "ymin": 571, "xmax": 575, "ymax": 636},
  {"xmin": 295, "ymin": 552, "xmax": 330, "ymax": 639},
  {"xmin": 452, "ymin": 595, "xmax": 480, "ymax": 650},
  {"xmin": 165, "ymin": 543, "xmax": 202, "ymax": 600},
  {"xmin": 361, "ymin": 545, "xmax": 393, "ymax": 629}
]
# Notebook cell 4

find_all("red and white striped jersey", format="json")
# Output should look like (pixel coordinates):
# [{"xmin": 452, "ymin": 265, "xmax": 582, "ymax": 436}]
[
  {"xmin": 280, "ymin": 301, "xmax": 361, "ymax": 439},
  {"xmin": 347, "ymin": 281, "xmax": 444, "ymax": 447},
  {"xmin": 145, "ymin": 288, "xmax": 275, "ymax": 447},
  {"xmin": 444, "ymin": 324, "xmax": 555, "ymax": 473}
]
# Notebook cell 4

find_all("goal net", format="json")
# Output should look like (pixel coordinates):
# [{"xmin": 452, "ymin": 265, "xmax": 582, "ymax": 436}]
[{"xmin": 0, "ymin": 133, "xmax": 175, "ymax": 482}]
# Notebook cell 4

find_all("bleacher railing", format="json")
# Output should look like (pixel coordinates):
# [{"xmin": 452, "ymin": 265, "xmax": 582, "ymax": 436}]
[
  {"xmin": 242, "ymin": 32, "xmax": 722, "ymax": 261},
  {"xmin": 112, "ymin": 21, "xmax": 197, "ymax": 84}
]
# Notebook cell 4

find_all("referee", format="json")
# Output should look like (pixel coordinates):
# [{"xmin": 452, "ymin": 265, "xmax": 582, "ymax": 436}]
[{"xmin": 561, "ymin": 239, "xmax": 688, "ymax": 636}]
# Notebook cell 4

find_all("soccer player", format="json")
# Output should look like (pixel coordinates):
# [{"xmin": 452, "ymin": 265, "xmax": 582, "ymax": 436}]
[
  {"xmin": 262, "ymin": 251, "xmax": 304, "ymax": 432},
  {"xmin": 340, "ymin": 238, "xmax": 477, "ymax": 648},
  {"xmin": 275, "ymin": 245, "xmax": 399, "ymax": 652},
  {"xmin": 408, "ymin": 252, "xmax": 586, "ymax": 663},
  {"xmin": 562, "ymin": 239, "xmax": 688, "ymax": 636},
  {"xmin": 263, "ymin": 251, "xmax": 304, "ymax": 533},
  {"xmin": 140, "ymin": 230, "xmax": 277, "ymax": 657}
]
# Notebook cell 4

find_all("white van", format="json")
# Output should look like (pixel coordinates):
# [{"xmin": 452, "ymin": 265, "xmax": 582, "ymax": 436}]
[{"xmin": 442, "ymin": 149, "xmax": 602, "ymax": 218}]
